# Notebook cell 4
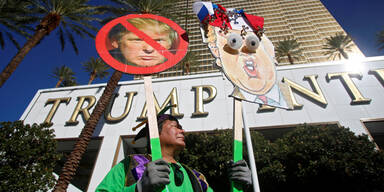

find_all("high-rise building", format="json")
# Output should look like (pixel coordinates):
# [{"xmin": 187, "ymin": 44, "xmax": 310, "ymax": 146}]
[
  {"xmin": 141, "ymin": 0, "xmax": 364, "ymax": 78},
  {"xmin": 250, "ymin": 0, "xmax": 364, "ymax": 64}
]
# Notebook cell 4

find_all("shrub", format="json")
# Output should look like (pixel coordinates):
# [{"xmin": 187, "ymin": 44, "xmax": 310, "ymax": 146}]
[{"xmin": 0, "ymin": 121, "xmax": 61, "ymax": 191}]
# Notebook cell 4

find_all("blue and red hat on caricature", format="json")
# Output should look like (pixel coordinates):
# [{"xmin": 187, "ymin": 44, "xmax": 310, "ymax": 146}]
[{"xmin": 193, "ymin": 1, "xmax": 264, "ymax": 32}]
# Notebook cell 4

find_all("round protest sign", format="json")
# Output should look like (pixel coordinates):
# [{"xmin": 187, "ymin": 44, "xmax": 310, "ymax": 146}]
[{"xmin": 96, "ymin": 14, "xmax": 189, "ymax": 74}]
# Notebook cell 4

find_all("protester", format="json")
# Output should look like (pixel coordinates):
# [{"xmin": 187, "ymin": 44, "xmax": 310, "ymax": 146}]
[{"xmin": 96, "ymin": 114, "xmax": 252, "ymax": 192}]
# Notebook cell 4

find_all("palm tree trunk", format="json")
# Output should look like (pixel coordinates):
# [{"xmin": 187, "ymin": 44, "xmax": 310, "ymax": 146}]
[
  {"xmin": 53, "ymin": 70, "xmax": 122, "ymax": 192},
  {"xmin": 55, "ymin": 79, "xmax": 63, "ymax": 88},
  {"xmin": 287, "ymin": 54, "xmax": 294, "ymax": 64},
  {"xmin": 340, "ymin": 49, "xmax": 349, "ymax": 59},
  {"xmin": 0, "ymin": 29, "xmax": 48, "ymax": 87},
  {"xmin": 88, "ymin": 73, "xmax": 96, "ymax": 85},
  {"xmin": 0, "ymin": 13, "xmax": 60, "ymax": 88},
  {"xmin": 186, "ymin": 62, "xmax": 190, "ymax": 74}
]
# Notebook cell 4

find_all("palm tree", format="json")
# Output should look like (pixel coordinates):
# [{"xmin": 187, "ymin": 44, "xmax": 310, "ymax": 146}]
[
  {"xmin": 54, "ymin": 70, "xmax": 122, "ymax": 192},
  {"xmin": 82, "ymin": 57, "xmax": 110, "ymax": 84},
  {"xmin": 53, "ymin": 1, "xmax": 178, "ymax": 191},
  {"xmin": 275, "ymin": 38, "xmax": 303, "ymax": 64},
  {"xmin": 323, "ymin": 32, "xmax": 353, "ymax": 60},
  {"xmin": 52, "ymin": 65, "xmax": 76, "ymax": 88},
  {"xmin": 0, "ymin": 0, "xmax": 35, "ymax": 50},
  {"xmin": 117, "ymin": 0, "xmax": 191, "ymax": 26},
  {"xmin": 103, "ymin": 0, "xmax": 178, "ymax": 20},
  {"xmin": 180, "ymin": 51, "xmax": 198, "ymax": 75},
  {"xmin": 377, "ymin": 29, "xmax": 384, "ymax": 52},
  {"xmin": 60, "ymin": 79, "xmax": 78, "ymax": 87},
  {"xmin": 0, "ymin": 0, "xmax": 104, "ymax": 88}
]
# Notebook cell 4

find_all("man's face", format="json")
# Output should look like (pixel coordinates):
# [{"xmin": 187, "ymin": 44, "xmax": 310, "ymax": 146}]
[
  {"xmin": 159, "ymin": 120, "xmax": 185, "ymax": 150},
  {"xmin": 113, "ymin": 27, "xmax": 172, "ymax": 67},
  {"xmin": 210, "ymin": 27, "xmax": 276, "ymax": 95}
]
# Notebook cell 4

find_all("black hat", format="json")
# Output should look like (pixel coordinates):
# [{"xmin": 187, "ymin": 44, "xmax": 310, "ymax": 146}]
[
  {"xmin": 132, "ymin": 105, "xmax": 178, "ymax": 143},
  {"xmin": 133, "ymin": 114, "xmax": 180, "ymax": 142}
]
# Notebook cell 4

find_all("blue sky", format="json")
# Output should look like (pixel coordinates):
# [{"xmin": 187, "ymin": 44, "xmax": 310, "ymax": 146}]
[{"xmin": 0, "ymin": 0, "xmax": 383, "ymax": 122}]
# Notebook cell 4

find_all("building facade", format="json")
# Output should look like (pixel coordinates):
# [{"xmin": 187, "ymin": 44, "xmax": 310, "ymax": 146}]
[
  {"xmin": 22, "ymin": 57, "xmax": 384, "ymax": 191},
  {"xmin": 18, "ymin": 1, "xmax": 374, "ymax": 191},
  {"xmin": 151, "ymin": 0, "xmax": 364, "ymax": 79}
]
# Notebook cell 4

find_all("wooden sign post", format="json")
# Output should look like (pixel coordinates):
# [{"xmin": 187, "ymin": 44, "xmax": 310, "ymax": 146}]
[
  {"xmin": 144, "ymin": 76, "xmax": 162, "ymax": 160},
  {"xmin": 232, "ymin": 98, "xmax": 243, "ymax": 192},
  {"xmin": 232, "ymin": 98, "xmax": 261, "ymax": 192},
  {"xmin": 144, "ymin": 76, "xmax": 169, "ymax": 192}
]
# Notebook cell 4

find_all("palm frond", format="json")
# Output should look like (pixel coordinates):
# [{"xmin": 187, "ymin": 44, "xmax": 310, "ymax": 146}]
[
  {"xmin": 0, "ymin": 31, "xmax": 4, "ymax": 49},
  {"xmin": 179, "ymin": 50, "xmax": 199, "ymax": 74},
  {"xmin": 0, "ymin": 0, "xmax": 34, "ymax": 49},
  {"xmin": 60, "ymin": 79, "xmax": 78, "ymax": 87},
  {"xmin": 275, "ymin": 37, "xmax": 303, "ymax": 64},
  {"xmin": 58, "ymin": 27, "xmax": 65, "ymax": 51},
  {"xmin": 377, "ymin": 29, "xmax": 384, "ymax": 51},
  {"xmin": 82, "ymin": 57, "xmax": 110, "ymax": 83},
  {"xmin": 52, "ymin": 65, "xmax": 76, "ymax": 81},
  {"xmin": 322, "ymin": 32, "xmax": 353, "ymax": 60},
  {"xmin": 66, "ymin": 30, "xmax": 78, "ymax": 54},
  {"xmin": 30, "ymin": 0, "xmax": 106, "ymax": 54},
  {"xmin": 105, "ymin": 0, "xmax": 180, "ymax": 21},
  {"xmin": 5, "ymin": 32, "xmax": 21, "ymax": 50}
]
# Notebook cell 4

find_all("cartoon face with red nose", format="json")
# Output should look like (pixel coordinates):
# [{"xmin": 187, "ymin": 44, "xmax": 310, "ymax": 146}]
[
  {"xmin": 207, "ymin": 25, "xmax": 276, "ymax": 95},
  {"xmin": 194, "ymin": 1, "xmax": 290, "ymax": 108}
]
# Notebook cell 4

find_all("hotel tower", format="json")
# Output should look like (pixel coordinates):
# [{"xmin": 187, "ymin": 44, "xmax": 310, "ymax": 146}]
[{"xmin": 148, "ymin": 0, "xmax": 364, "ymax": 79}]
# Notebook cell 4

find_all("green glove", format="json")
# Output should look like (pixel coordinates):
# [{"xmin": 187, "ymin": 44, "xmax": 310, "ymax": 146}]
[
  {"xmin": 136, "ymin": 159, "xmax": 170, "ymax": 192},
  {"xmin": 228, "ymin": 160, "xmax": 252, "ymax": 186}
]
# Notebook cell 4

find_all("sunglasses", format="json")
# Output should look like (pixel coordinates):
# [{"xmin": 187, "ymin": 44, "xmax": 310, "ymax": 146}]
[{"xmin": 171, "ymin": 163, "xmax": 184, "ymax": 186}]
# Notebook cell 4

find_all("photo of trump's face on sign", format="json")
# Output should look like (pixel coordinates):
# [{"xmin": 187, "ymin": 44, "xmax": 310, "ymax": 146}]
[
  {"xmin": 108, "ymin": 18, "xmax": 177, "ymax": 67},
  {"xmin": 193, "ymin": 2, "xmax": 291, "ymax": 109},
  {"xmin": 96, "ymin": 14, "xmax": 189, "ymax": 74}
]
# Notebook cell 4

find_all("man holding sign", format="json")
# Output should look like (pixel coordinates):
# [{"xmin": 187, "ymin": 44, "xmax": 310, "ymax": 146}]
[
  {"xmin": 96, "ymin": 114, "xmax": 252, "ymax": 192},
  {"xmin": 96, "ymin": 13, "xmax": 252, "ymax": 192}
]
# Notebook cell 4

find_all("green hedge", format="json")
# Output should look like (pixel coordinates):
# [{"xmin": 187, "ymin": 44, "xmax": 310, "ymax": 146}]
[
  {"xmin": 178, "ymin": 124, "xmax": 384, "ymax": 192},
  {"xmin": 0, "ymin": 121, "xmax": 61, "ymax": 192}
]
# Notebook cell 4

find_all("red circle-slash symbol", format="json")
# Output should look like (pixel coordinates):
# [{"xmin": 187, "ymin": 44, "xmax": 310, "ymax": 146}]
[{"xmin": 95, "ymin": 14, "xmax": 189, "ymax": 74}]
